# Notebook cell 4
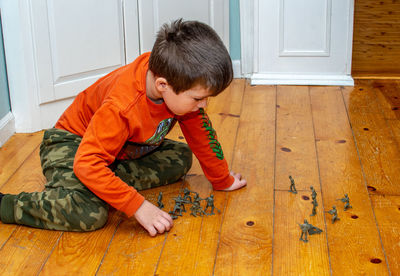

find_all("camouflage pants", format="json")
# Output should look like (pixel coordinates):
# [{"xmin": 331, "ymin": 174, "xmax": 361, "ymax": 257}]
[{"xmin": 0, "ymin": 128, "xmax": 192, "ymax": 231}]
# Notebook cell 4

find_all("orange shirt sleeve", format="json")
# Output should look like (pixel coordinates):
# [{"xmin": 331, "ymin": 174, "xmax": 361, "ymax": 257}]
[
  {"xmin": 73, "ymin": 101, "xmax": 144, "ymax": 217},
  {"xmin": 178, "ymin": 108, "xmax": 234, "ymax": 190}
]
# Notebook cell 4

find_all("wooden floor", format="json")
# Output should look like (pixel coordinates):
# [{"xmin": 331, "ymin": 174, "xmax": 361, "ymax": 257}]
[{"xmin": 0, "ymin": 79, "xmax": 399, "ymax": 275}]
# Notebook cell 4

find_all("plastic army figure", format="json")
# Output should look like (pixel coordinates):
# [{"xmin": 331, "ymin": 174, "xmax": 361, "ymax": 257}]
[
  {"xmin": 299, "ymin": 219, "xmax": 323, "ymax": 243},
  {"xmin": 337, "ymin": 194, "xmax": 352, "ymax": 211},
  {"xmin": 310, "ymin": 198, "xmax": 318, "ymax": 216},
  {"xmin": 204, "ymin": 195, "xmax": 220, "ymax": 215},
  {"xmin": 326, "ymin": 206, "xmax": 340, "ymax": 223},
  {"xmin": 182, "ymin": 188, "xmax": 193, "ymax": 203},
  {"xmin": 190, "ymin": 200, "xmax": 205, "ymax": 217},
  {"xmin": 299, "ymin": 219, "xmax": 312, "ymax": 242},
  {"xmin": 289, "ymin": 175, "xmax": 298, "ymax": 194},
  {"xmin": 157, "ymin": 192, "xmax": 164, "ymax": 209},
  {"xmin": 169, "ymin": 195, "xmax": 187, "ymax": 219},
  {"xmin": 310, "ymin": 186, "xmax": 317, "ymax": 200}
]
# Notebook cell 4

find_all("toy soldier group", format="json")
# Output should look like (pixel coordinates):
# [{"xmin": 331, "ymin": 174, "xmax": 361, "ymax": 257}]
[
  {"xmin": 325, "ymin": 194, "xmax": 352, "ymax": 223},
  {"xmin": 157, "ymin": 188, "xmax": 220, "ymax": 220}
]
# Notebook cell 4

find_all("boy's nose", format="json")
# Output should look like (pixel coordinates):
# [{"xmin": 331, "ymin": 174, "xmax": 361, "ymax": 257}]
[{"xmin": 198, "ymin": 99, "xmax": 207, "ymax": 108}]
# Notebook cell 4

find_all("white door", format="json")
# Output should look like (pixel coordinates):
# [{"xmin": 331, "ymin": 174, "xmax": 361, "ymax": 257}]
[
  {"xmin": 29, "ymin": 0, "xmax": 137, "ymax": 128},
  {"xmin": 241, "ymin": 0, "xmax": 354, "ymax": 85},
  {"xmin": 137, "ymin": 0, "xmax": 229, "ymax": 54}
]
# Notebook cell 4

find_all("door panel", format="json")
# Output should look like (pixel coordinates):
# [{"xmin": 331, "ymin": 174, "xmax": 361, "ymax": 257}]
[
  {"xmin": 138, "ymin": 0, "xmax": 229, "ymax": 53},
  {"xmin": 31, "ymin": 0, "xmax": 126, "ymax": 104}
]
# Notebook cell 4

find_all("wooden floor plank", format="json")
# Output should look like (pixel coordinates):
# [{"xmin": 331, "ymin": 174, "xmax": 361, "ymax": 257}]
[
  {"xmin": 0, "ymin": 131, "xmax": 43, "ymax": 188},
  {"xmin": 155, "ymin": 79, "xmax": 245, "ymax": 275},
  {"xmin": 214, "ymin": 84, "xmax": 276, "ymax": 275},
  {"xmin": 273, "ymin": 86, "xmax": 330, "ymax": 275},
  {"xmin": 0, "ymin": 147, "xmax": 46, "ymax": 247},
  {"xmin": 275, "ymin": 86, "xmax": 322, "ymax": 192},
  {"xmin": 39, "ymin": 210, "xmax": 121, "ymax": 276},
  {"xmin": 371, "ymin": 80, "xmax": 400, "ymax": 120},
  {"xmin": 0, "ymin": 147, "xmax": 61, "ymax": 275},
  {"xmin": 310, "ymin": 86, "xmax": 389, "ymax": 275},
  {"xmin": 96, "ymin": 183, "xmax": 181, "ymax": 276},
  {"xmin": 274, "ymin": 191, "xmax": 329, "ymax": 275},
  {"xmin": 342, "ymin": 84, "xmax": 400, "ymax": 195},
  {"xmin": 0, "ymin": 227, "xmax": 60, "ymax": 276},
  {"xmin": 370, "ymin": 195, "xmax": 400, "ymax": 275}
]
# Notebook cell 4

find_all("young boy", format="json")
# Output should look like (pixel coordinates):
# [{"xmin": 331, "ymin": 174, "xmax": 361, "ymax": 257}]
[{"xmin": 0, "ymin": 19, "xmax": 246, "ymax": 236}]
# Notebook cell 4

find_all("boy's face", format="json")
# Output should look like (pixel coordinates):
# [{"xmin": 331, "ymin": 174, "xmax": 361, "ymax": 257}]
[{"xmin": 161, "ymin": 84, "xmax": 211, "ymax": 116}]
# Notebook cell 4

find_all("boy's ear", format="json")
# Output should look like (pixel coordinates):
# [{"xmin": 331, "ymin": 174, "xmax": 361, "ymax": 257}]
[{"xmin": 155, "ymin": 77, "xmax": 169, "ymax": 92}]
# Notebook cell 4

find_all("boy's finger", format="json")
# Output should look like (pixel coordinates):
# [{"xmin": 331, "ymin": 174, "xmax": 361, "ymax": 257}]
[
  {"xmin": 162, "ymin": 212, "xmax": 174, "ymax": 225},
  {"xmin": 148, "ymin": 226, "xmax": 157, "ymax": 237},
  {"xmin": 154, "ymin": 221, "xmax": 166, "ymax": 233},
  {"xmin": 159, "ymin": 217, "xmax": 172, "ymax": 231}
]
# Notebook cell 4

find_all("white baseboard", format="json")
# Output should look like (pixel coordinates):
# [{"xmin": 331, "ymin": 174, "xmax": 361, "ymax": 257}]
[
  {"xmin": 232, "ymin": 59, "xmax": 242, "ymax": 79},
  {"xmin": 0, "ymin": 112, "xmax": 16, "ymax": 147},
  {"xmin": 250, "ymin": 73, "xmax": 354, "ymax": 86}
]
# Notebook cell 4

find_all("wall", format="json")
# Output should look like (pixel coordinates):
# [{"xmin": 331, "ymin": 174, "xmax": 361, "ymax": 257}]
[
  {"xmin": 0, "ymin": 14, "xmax": 10, "ymax": 119},
  {"xmin": 229, "ymin": 0, "xmax": 240, "ymax": 61}
]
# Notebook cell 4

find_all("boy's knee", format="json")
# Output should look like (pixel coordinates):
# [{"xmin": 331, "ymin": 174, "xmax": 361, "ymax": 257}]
[
  {"xmin": 74, "ymin": 201, "xmax": 109, "ymax": 231},
  {"xmin": 65, "ymin": 192, "xmax": 109, "ymax": 231},
  {"xmin": 179, "ymin": 143, "xmax": 193, "ymax": 171}
]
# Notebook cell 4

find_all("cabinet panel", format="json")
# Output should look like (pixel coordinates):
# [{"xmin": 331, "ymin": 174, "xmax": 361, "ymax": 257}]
[
  {"xmin": 31, "ymin": 0, "xmax": 126, "ymax": 104},
  {"xmin": 244, "ymin": 0, "xmax": 354, "ymax": 85},
  {"xmin": 138, "ymin": 0, "xmax": 229, "ymax": 53}
]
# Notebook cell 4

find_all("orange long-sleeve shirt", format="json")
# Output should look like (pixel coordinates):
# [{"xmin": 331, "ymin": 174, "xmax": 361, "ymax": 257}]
[{"xmin": 55, "ymin": 52, "xmax": 234, "ymax": 217}]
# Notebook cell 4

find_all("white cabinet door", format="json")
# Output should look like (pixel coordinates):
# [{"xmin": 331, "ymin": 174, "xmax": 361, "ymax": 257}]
[
  {"xmin": 242, "ymin": 0, "xmax": 354, "ymax": 85},
  {"xmin": 137, "ymin": 0, "xmax": 229, "ymax": 53},
  {"xmin": 6, "ymin": 0, "xmax": 140, "ymax": 131},
  {"xmin": 31, "ymin": 0, "xmax": 126, "ymax": 104}
]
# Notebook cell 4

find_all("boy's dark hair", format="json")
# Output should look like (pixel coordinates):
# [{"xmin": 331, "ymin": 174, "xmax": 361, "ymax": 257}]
[{"xmin": 149, "ymin": 19, "xmax": 233, "ymax": 95}]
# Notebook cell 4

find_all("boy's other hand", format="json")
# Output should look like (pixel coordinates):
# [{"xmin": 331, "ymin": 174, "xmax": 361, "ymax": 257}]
[
  {"xmin": 134, "ymin": 200, "xmax": 173, "ymax": 237},
  {"xmin": 223, "ymin": 171, "xmax": 247, "ymax": 191}
]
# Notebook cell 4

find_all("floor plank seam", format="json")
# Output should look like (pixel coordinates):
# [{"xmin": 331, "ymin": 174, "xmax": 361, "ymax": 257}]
[
  {"xmin": 340, "ymin": 86, "xmax": 392, "ymax": 275},
  {"xmin": 0, "ymin": 143, "xmax": 41, "ymax": 191},
  {"xmin": 0, "ymin": 226, "xmax": 17, "ymax": 251},
  {"xmin": 37, "ymin": 231, "xmax": 64, "ymax": 275},
  {"xmin": 371, "ymin": 82, "xmax": 400, "ymax": 154},
  {"xmin": 95, "ymin": 216, "xmax": 123, "ymax": 275},
  {"xmin": 309, "ymin": 86, "xmax": 333, "ymax": 276},
  {"xmin": 271, "ymin": 85, "xmax": 277, "ymax": 276}
]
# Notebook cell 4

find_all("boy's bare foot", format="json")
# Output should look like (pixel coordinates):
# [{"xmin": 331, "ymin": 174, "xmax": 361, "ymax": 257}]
[
  {"xmin": 134, "ymin": 200, "xmax": 173, "ymax": 236},
  {"xmin": 222, "ymin": 171, "xmax": 247, "ymax": 191}
]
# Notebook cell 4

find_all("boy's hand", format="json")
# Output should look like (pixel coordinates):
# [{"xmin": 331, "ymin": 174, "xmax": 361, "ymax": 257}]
[
  {"xmin": 223, "ymin": 171, "xmax": 247, "ymax": 191},
  {"xmin": 134, "ymin": 200, "xmax": 173, "ymax": 237}
]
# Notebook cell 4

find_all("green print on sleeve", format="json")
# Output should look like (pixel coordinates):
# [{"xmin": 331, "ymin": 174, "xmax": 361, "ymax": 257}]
[{"xmin": 199, "ymin": 108, "xmax": 224, "ymax": 160}]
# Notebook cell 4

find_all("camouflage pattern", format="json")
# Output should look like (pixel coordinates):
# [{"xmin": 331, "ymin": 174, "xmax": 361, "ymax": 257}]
[{"xmin": 0, "ymin": 128, "xmax": 192, "ymax": 231}]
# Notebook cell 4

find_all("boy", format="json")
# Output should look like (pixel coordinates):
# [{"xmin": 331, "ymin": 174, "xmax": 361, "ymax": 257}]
[{"xmin": 0, "ymin": 19, "xmax": 246, "ymax": 236}]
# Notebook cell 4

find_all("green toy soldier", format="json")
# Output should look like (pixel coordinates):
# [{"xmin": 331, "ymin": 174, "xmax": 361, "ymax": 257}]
[
  {"xmin": 326, "ymin": 206, "xmax": 340, "ymax": 223},
  {"xmin": 299, "ymin": 219, "xmax": 312, "ymax": 242},
  {"xmin": 169, "ymin": 195, "xmax": 186, "ymax": 219},
  {"xmin": 182, "ymin": 188, "xmax": 193, "ymax": 203},
  {"xmin": 299, "ymin": 219, "xmax": 323, "ymax": 242},
  {"xmin": 337, "ymin": 194, "xmax": 352, "ymax": 211},
  {"xmin": 204, "ymin": 195, "xmax": 220, "ymax": 215},
  {"xmin": 190, "ymin": 200, "xmax": 205, "ymax": 217},
  {"xmin": 157, "ymin": 192, "xmax": 164, "ymax": 209},
  {"xmin": 310, "ymin": 186, "xmax": 317, "ymax": 200},
  {"xmin": 310, "ymin": 198, "xmax": 318, "ymax": 216},
  {"xmin": 289, "ymin": 175, "xmax": 298, "ymax": 194}
]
